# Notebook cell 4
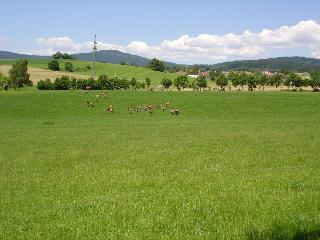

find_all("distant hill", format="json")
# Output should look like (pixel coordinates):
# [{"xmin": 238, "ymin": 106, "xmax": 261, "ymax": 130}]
[
  {"xmin": 0, "ymin": 50, "xmax": 45, "ymax": 59},
  {"xmin": 207, "ymin": 57, "xmax": 320, "ymax": 72},
  {"xmin": 73, "ymin": 50, "xmax": 152, "ymax": 66},
  {"xmin": 0, "ymin": 50, "xmax": 176, "ymax": 67}
]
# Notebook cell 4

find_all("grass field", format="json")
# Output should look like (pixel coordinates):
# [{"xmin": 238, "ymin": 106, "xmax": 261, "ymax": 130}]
[
  {"xmin": 0, "ymin": 59, "xmax": 182, "ymax": 86},
  {"xmin": 1, "ymin": 89, "xmax": 320, "ymax": 239}
]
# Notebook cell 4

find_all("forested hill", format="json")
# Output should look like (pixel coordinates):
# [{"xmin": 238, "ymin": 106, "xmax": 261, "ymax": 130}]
[
  {"xmin": 0, "ymin": 51, "xmax": 45, "ymax": 59},
  {"xmin": 207, "ymin": 57, "xmax": 320, "ymax": 72},
  {"xmin": 72, "ymin": 50, "xmax": 152, "ymax": 66}
]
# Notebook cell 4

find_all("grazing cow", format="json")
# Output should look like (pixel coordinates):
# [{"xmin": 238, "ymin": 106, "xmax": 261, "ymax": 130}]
[
  {"xmin": 147, "ymin": 104, "xmax": 155, "ymax": 114},
  {"xmin": 86, "ymin": 100, "xmax": 95, "ymax": 108},
  {"xmin": 128, "ymin": 106, "xmax": 133, "ymax": 114},
  {"xmin": 165, "ymin": 102, "xmax": 170, "ymax": 107},
  {"xmin": 105, "ymin": 105, "xmax": 115, "ymax": 114},
  {"xmin": 136, "ymin": 105, "xmax": 142, "ymax": 112},
  {"xmin": 95, "ymin": 94, "xmax": 100, "ymax": 103},
  {"xmin": 86, "ymin": 86, "xmax": 92, "ymax": 91},
  {"xmin": 170, "ymin": 109, "xmax": 179, "ymax": 115}
]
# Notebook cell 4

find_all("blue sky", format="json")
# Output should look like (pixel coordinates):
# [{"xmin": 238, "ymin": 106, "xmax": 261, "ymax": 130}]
[{"xmin": 1, "ymin": 0, "xmax": 320, "ymax": 64}]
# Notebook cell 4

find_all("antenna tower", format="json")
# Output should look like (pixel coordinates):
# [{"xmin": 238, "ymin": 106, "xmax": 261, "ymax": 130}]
[{"xmin": 92, "ymin": 34, "xmax": 97, "ymax": 79}]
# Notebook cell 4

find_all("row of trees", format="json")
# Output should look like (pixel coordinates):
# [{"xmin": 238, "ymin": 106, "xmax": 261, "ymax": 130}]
[
  {"xmin": 37, "ymin": 75, "xmax": 152, "ymax": 90},
  {"xmin": 160, "ymin": 70, "xmax": 320, "ymax": 92},
  {"xmin": 160, "ymin": 75, "xmax": 208, "ymax": 91},
  {"xmin": 210, "ymin": 71, "xmax": 320, "ymax": 91},
  {"xmin": 48, "ymin": 60, "xmax": 74, "ymax": 72}
]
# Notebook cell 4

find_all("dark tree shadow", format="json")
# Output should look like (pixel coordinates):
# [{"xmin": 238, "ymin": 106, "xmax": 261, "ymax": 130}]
[{"xmin": 246, "ymin": 223, "xmax": 320, "ymax": 240}]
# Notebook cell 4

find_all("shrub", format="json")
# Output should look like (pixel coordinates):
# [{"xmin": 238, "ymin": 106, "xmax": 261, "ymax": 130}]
[
  {"xmin": 70, "ymin": 77, "xmax": 77, "ymax": 89},
  {"xmin": 48, "ymin": 60, "xmax": 60, "ymax": 71},
  {"xmin": 64, "ymin": 62, "xmax": 74, "ymax": 72},
  {"xmin": 0, "ymin": 71, "xmax": 9, "ymax": 90},
  {"xmin": 130, "ymin": 77, "xmax": 137, "ymax": 90},
  {"xmin": 37, "ymin": 79, "xmax": 53, "ymax": 90},
  {"xmin": 145, "ymin": 77, "xmax": 151, "ymax": 88},
  {"xmin": 53, "ymin": 76, "xmax": 70, "ymax": 90},
  {"xmin": 119, "ymin": 78, "xmax": 130, "ymax": 90},
  {"xmin": 97, "ymin": 74, "xmax": 112, "ymax": 90},
  {"xmin": 161, "ymin": 78, "xmax": 172, "ymax": 89},
  {"xmin": 136, "ymin": 82, "xmax": 145, "ymax": 89}
]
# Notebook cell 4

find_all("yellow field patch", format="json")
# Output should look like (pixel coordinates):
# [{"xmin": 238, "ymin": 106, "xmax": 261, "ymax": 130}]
[{"xmin": 0, "ymin": 65, "xmax": 88, "ymax": 84}]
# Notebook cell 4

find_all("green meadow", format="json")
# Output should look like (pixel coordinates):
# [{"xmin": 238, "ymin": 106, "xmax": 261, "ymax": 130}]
[
  {"xmin": 0, "ymin": 59, "xmax": 181, "ymax": 85},
  {"xmin": 1, "ymin": 89, "xmax": 320, "ymax": 239}
]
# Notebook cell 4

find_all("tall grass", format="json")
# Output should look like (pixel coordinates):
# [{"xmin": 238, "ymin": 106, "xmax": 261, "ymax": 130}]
[{"xmin": 0, "ymin": 90, "xmax": 319, "ymax": 239}]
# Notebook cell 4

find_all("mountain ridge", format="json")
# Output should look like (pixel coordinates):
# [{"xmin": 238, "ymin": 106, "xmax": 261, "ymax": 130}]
[{"xmin": 1, "ymin": 50, "xmax": 320, "ymax": 72}]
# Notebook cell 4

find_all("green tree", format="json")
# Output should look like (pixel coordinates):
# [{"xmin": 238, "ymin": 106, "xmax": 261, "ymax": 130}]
[
  {"xmin": 239, "ymin": 72, "xmax": 248, "ymax": 91},
  {"xmin": 247, "ymin": 74, "xmax": 257, "ymax": 91},
  {"xmin": 309, "ymin": 71, "xmax": 320, "ymax": 91},
  {"xmin": 48, "ymin": 60, "xmax": 60, "ymax": 71},
  {"xmin": 197, "ymin": 75, "xmax": 207, "ymax": 91},
  {"xmin": 53, "ymin": 52, "xmax": 63, "ymax": 59},
  {"xmin": 189, "ymin": 78, "xmax": 199, "ymax": 91},
  {"xmin": 161, "ymin": 78, "xmax": 172, "ymax": 89},
  {"xmin": 64, "ymin": 62, "xmax": 74, "ymax": 72},
  {"xmin": 148, "ymin": 58, "xmax": 165, "ymax": 72},
  {"xmin": 174, "ymin": 75, "xmax": 189, "ymax": 90},
  {"xmin": 287, "ymin": 73, "xmax": 303, "ymax": 90},
  {"xmin": 215, "ymin": 74, "xmax": 228, "ymax": 90},
  {"xmin": 145, "ymin": 77, "xmax": 151, "ymax": 88},
  {"xmin": 254, "ymin": 72, "xmax": 268, "ymax": 91},
  {"xmin": 228, "ymin": 71, "xmax": 240, "ymax": 90},
  {"xmin": 269, "ymin": 73, "xmax": 283, "ymax": 88},
  {"xmin": 9, "ymin": 59, "xmax": 31, "ymax": 89}
]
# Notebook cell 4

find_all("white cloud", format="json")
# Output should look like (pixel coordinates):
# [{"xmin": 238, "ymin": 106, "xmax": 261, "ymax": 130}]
[
  {"xmin": 19, "ymin": 49, "xmax": 57, "ymax": 56},
  {"xmin": 25, "ymin": 20, "xmax": 320, "ymax": 63},
  {"xmin": 37, "ymin": 37, "xmax": 82, "ymax": 52}
]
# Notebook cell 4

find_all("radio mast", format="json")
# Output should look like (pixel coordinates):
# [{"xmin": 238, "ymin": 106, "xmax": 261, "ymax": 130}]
[{"xmin": 92, "ymin": 34, "xmax": 97, "ymax": 79}]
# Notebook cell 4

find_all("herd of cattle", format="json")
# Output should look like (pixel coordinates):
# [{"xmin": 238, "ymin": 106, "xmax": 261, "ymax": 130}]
[{"xmin": 84, "ymin": 90, "xmax": 180, "ymax": 115}]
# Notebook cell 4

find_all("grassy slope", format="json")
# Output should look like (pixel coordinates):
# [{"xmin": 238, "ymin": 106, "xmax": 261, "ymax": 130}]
[
  {"xmin": 0, "ymin": 90, "xmax": 320, "ymax": 239},
  {"xmin": 0, "ymin": 59, "xmax": 181, "ymax": 85}
]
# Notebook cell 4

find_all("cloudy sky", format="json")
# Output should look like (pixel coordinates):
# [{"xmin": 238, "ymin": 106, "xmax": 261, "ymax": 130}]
[{"xmin": 1, "ymin": 0, "xmax": 320, "ymax": 64}]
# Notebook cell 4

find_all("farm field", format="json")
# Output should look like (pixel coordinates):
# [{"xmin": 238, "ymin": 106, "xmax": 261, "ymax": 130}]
[
  {"xmin": 0, "ymin": 59, "xmax": 181, "ymax": 86},
  {"xmin": 0, "ymin": 65, "xmax": 88, "ymax": 84},
  {"xmin": 1, "ymin": 89, "xmax": 320, "ymax": 239}
]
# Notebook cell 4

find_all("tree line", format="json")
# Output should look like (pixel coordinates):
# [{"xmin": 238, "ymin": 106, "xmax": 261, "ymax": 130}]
[
  {"xmin": 37, "ymin": 75, "xmax": 152, "ymax": 90},
  {"xmin": 209, "ymin": 71, "xmax": 320, "ymax": 91}
]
